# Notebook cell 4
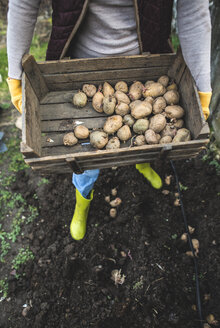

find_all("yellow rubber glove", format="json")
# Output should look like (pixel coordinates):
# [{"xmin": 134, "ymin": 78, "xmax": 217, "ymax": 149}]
[
  {"xmin": 7, "ymin": 78, "xmax": 22, "ymax": 114},
  {"xmin": 198, "ymin": 91, "xmax": 212, "ymax": 121}
]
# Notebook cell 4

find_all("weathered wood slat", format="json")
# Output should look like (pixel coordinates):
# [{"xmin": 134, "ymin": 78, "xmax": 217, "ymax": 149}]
[
  {"xmin": 44, "ymin": 67, "xmax": 169, "ymax": 84},
  {"xmin": 38, "ymin": 54, "xmax": 175, "ymax": 74},
  {"xmin": 46, "ymin": 75, "xmax": 167, "ymax": 91},
  {"xmin": 168, "ymin": 48, "xmax": 186, "ymax": 84},
  {"xmin": 40, "ymin": 102, "xmax": 106, "ymax": 120},
  {"xmin": 22, "ymin": 54, "xmax": 49, "ymax": 101},
  {"xmin": 41, "ymin": 90, "xmax": 75, "ymax": 104},
  {"xmin": 22, "ymin": 75, "xmax": 42, "ymax": 156},
  {"xmin": 41, "ymin": 117, "xmax": 106, "ymax": 132}
]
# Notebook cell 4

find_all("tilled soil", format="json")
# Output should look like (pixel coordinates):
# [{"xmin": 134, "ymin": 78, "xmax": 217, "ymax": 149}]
[{"xmin": 0, "ymin": 157, "xmax": 220, "ymax": 328}]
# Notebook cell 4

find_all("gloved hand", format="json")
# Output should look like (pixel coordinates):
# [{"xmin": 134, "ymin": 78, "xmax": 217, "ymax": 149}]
[
  {"xmin": 7, "ymin": 78, "xmax": 22, "ymax": 114},
  {"xmin": 198, "ymin": 91, "xmax": 212, "ymax": 121}
]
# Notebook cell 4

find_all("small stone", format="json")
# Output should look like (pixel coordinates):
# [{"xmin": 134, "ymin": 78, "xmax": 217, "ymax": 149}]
[
  {"xmin": 174, "ymin": 199, "xmax": 180, "ymax": 206},
  {"xmin": 188, "ymin": 225, "xmax": 195, "ymax": 234},
  {"xmin": 165, "ymin": 175, "xmax": 172, "ymax": 185},
  {"xmin": 22, "ymin": 306, "xmax": 30, "ymax": 317},
  {"xmin": 162, "ymin": 189, "xmax": 170, "ymax": 195},
  {"xmin": 111, "ymin": 188, "xmax": 117, "ymax": 196}
]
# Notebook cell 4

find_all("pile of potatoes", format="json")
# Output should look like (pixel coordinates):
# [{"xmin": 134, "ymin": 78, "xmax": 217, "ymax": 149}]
[{"xmin": 63, "ymin": 76, "xmax": 191, "ymax": 149}]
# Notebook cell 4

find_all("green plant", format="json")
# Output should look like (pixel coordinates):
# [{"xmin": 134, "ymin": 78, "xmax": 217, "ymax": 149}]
[
  {"xmin": 133, "ymin": 276, "xmax": 144, "ymax": 290},
  {"xmin": 179, "ymin": 182, "xmax": 188, "ymax": 191},
  {"xmin": 12, "ymin": 247, "xmax": 34, "ymax": 273},
  {"xmin": 37, "ymin": 178, "xmax": 49, "ymax": 187},
  {"xmin": 171, "ymin": 234, "xmax": 177, "ymax": 240},
  {"xmin": 0, "ymin": 278, "xmax": 8, "ymax": 299}
]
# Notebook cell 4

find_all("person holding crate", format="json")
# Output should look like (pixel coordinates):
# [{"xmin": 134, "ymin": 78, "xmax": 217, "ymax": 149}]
[{"xmin": 7, "ymin": 0, "xmax": 212, "ymax": 240}]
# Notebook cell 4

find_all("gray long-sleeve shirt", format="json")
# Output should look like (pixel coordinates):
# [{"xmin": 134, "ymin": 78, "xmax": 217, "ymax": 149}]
[{"xmin": 7, "ymin": 0, "xmax": 212, "ymax": 92}]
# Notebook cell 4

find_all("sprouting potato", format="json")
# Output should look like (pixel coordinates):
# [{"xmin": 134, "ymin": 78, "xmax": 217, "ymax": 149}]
[
  {"xmin": 103, "ymin": 95, "xmax": 116, "ymax": 115},
  {"xmin": 103, "ymin": 115, "xmax": 123, "ymax": 134},
  {"xmin": 63, "ymin": 132, "xmax": 78, "ymax": 146},
  {"xmin": 133, "ymin": 119, "xmax": 149, "ymax": 134},
  {"xmin": 143, "ymin": 82, "xmax": 166, "ymax": 98},
  {"xmin": 106, "ymin": 137, "xmax": 121, "ymax": 149},
  {"xmin": 172, "ymin": 128, "xmax": 191, "ymax": 143},
  {"xmin": 115, "ymin": 102, "xmax": 130, "ymax": 116},
  {"xmin": 115, "ymin": 81, "xmax": 128, "ymax": 93},
  {"xmin": 144, "ymin": 80, "xmax": 155, "ymax": 87},
  {"xmin": 82, "ymin": 84, "xmax": 97, "ymax": 97},
  {"xmin": 128, "ymin": 81, "xmax": 143, "ymax": 101},
  {"xmin": 165, "ymin": 105, "xmax": 185, "ymax": 119},
  {"xmin": 117, "ymin": 125, "xmax": 132, "ymax": 141},
  {"xmin": 123, "ymin": 114, "xmax": 135, "ymax": 127},
  {"xmin": 130, "ymin": 100, "xmax": 152, "ymax": 119},
  {"xmin": 74, "ymin": 125, "xmax": 89, "ymax": 139},
  {"xmin": 145, "ymin": 129, "xmax": 159, "ymax": 144},
  {"xmin": 90, "ymin": 131, "xmax": 108, "ymax": 149},
  {"xmin": 159, "ymin": 136, "xmax": 172, "ymax": 144},
  {"xmin": 134, "ymin": 135, "xmax": 146, "ymax": 146},
  {"xmin": 92, "ymin": 91, "xmax": 104, "ymax": 113},
  {"xmin": 163, "ymin": 90, "xmax": 180, "ymax": 105},
  {"xmin": 115, "ymin": 90, "xmax": 130, "ymax": 104},
  {"xmin": 160, "ymin": 124, "xmax": 177, "ymax": 138},
  {"xmin": 153, "ymin": 97, "xmax": 167, "ymax": 114},
  {"xmin": 173, "ymin": 119, "xmax": 184, "ymax": 129},
  {"xmin": 149, "ymin": 114, "xmax": 166, "ymax": 133},
  {"xmin": 103, "ymin": 82, "xmax": 115, "ymax": 97},
  {"xmin": 157, "ymin": 75, "xmax": 169, "ymax": 87},
  {"xmin": 73, "ymin": 91, "xmax": 87, "ymax": 107}
]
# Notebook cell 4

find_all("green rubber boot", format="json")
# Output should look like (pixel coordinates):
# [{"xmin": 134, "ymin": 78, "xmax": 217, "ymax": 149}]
[
  {"xmin": 136, "ymin": 163, "xmax": 162, "ymax": 189},
  {"xmin": 70, "ymin": 189, "xmax": 94, "ymax": 241}
]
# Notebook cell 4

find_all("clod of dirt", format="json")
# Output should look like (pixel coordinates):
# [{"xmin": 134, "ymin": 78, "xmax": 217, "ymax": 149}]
[
  {"xmin": 111, "ymin": 269, "xmax": 126, "ymax": 286},
  {"xmin": 174, "ymin": 199, "xmax": 180, "ymax": 206},
  {"xmin": 120, "ymin": 251, "xmax": 127, "ymax": 257},
  {"xmin": 110, "ymin": 197, "xmax": 122, "ymax": 207},
  {"xmin": 22, "ymin": 306, "xmax": 30, "ymax": 317},
  {"xmin": 206, "ymin": 314, "xmax": 218, "ymax": 325},
  {"xmin": 110, "ymin": 208, "xmax": 117, "ymax": 218},
  {"xmin": 162, "ymin": 189, "xmax": 170, "ymax": 195}
]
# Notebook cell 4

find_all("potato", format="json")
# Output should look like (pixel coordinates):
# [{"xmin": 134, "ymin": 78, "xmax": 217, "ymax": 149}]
[
  {"xmin": 103, "ymin": 95, "xmax": 116, "ymax": 115},
  {"xmin": 115, "ymin": 81, "xmax": 128, "ymax": 93},
  {"xmin": 103, "ymin": 115, "xmax": 123, "ymax": 134},
  {"xmin": 149, "ymin": 114, "xmax": 166, "ymax": 133},
  {"xmin": 163, "ymin": 90, "xmax": 179, "ymax": 105},
  {"xmin": 130, "ymin": 100, "xmax": 141, "ymax": 110},
  {"xmin": 134, "ymin": 135, "xmax": 146, "ymax": 146},
  {"xmin": 157, "ymin": 75, "xmax": 169, "ymax": 87},
  {"xmin": 173, "ymin": 119, "xmax": 184, "ymax": 129},
  {"xmin": 156, "ymin": 133, "xmax": 161, "ymax": 142},
  {"xmin": 153, "ymin": 97, "xmax": 166, "ymax": 114},
  {"xmin": 92, "ymin": 91, "xmax": 104, "ymax": 113},
  {"xmin": 115, "ymin": 91, "xmax": 130, "ymax": 104},
  {"xmin": 63, "ymin": 132, "xmax": 78, "ymax": 146},
  {"xmin": 144, "ymin": 80, "xmax": 155, "ymax": 87},
  {"xmin": 82, "ymin": 84, "xmax": 97, "ymax": 97},
  {"xmin": 165, "ymin": 105, "xmax": 185, "ymax": 119},
  {"xmin": 74, "ymin": 125, "xmax": 89, "ymax": 139},
  {"xmin": 145, "ymin": 129, "xmax": 159, "ymax": 144},
  {"xmin": 129, "ymin": 81, "xmax": 143, "ymax": 101},
  {"xmin": 131, "ymin": 101, "xmax": 152, "ymax": 119},
  {"xmin": 159, "ymin": 136, "xmax": 172, "ymax": 144},
  {"xmin": 117, "ymin": 125, "xmax": 132, "ymax": 141},
  {"xmin": 90, "ymin": 131, "xmax": 108, "ymax": 149},
  {"xmin": 73, "ymin": 91, "xmax": 87, "ymax": 107},
  {"xmin": 167, "ymin": 83, "xmax": 178, "ymax": 91},
  {"xmin": 160, "ymin": 124, "xmax": 177, "ymax": 138},
  {"xmin": 106, "ymin": 137, "xmax": 120, "ymax": 149},
  {"xmin": 103, "ymin": 82, "xmax": 115, "ymax": 97},
  {"xmin": 144, "ymin": 96, "xmax": 154, "ymax": 105},
  {"xmin": 123, "ymin": 114, "xmax": 135, "ymax": 127},
  {"xmin": 172, "ymin": 128, "xmax": 191, "ymax": 143},
  {"xmin": 143, "ymin": 82, "xmax": 166, "ymax": 98},
  {"xmin": 115, "ymin": 102, "xmax": 130, "ymax": 116},
  {"xmin": 133, "ymin": 119, "xmax": 149, "ymax": 134}
]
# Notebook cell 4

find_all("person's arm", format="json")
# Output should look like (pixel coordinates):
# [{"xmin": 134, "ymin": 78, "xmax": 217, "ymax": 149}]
[
  {"xmin": 177, "ymin": 0, "xmax": 212, "ymax": 119},
  {"xmin": 7, "ymin": 0, "xmax": 41, "ymax": 112}
]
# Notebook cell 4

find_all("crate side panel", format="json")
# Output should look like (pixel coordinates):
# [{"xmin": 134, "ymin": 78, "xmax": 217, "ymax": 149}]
[
  {"xmin": 38, "ymin": 54, "xmax": 175, "ymax": 74},
  {"xmin": 22, "ymin": 74, "xmax": 42, "ymax": 157}
]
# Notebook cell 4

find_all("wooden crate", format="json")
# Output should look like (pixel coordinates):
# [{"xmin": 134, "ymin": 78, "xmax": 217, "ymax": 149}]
[{"xmin": 21, "ymin": 50, "xmax": 209, "ymax": 174}]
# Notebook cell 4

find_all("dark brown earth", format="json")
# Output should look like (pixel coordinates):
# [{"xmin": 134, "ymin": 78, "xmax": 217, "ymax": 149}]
[{"xmin": 0, "ymin": 135, "xmax": 220, "ymax": 328}]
